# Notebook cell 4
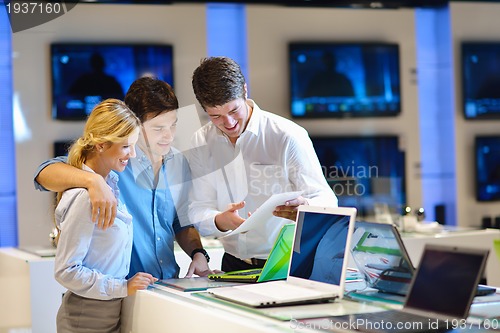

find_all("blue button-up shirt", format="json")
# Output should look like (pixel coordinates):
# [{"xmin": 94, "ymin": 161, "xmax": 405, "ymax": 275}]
[
  {"xmin": 122, "ymin": 146, "xmax": 192, "ymax": 279},
  {"xmin": 34, "ymin": 146, "xmax": 192, "ymax": 280}
]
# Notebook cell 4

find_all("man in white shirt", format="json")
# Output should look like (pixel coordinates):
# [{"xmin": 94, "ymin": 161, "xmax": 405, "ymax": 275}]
[{"xmin": 188, "ymin": 56, "xmax": 337, "ymax": 272}]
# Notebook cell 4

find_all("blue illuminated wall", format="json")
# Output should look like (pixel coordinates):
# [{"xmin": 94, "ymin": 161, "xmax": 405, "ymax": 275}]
[
  {"xmin": 206, "ymin": 3, "xmax": 249, "ymax": 88},
  {"xmin": 415, "ymin": 7, "xmax": 456, "ymax": 225},
  {"xmin": 0, "ymin": 4, "xmax": 18, "ymax": 246}
]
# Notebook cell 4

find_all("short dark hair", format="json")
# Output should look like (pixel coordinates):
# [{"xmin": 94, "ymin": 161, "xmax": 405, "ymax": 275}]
[
  {"xmin": 192, "ymin": 57, "xmax": 246, "ymax": 109},
  {"xmin": 124, "ymin": 76, "xmax": 178, "ymax": 123}
]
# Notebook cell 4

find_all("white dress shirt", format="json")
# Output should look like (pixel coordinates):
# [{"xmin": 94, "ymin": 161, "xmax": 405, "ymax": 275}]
[
  {"xmin": 188, "ymin": 100, "xmax": 337, "ymax": 260},
  {"xmin": 54, "ymin": 165, "xmax": 133, "ymax": 300}
]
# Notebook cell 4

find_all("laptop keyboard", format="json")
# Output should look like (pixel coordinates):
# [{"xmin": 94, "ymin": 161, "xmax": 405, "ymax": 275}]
[
  {"xmin": 331, "ymin": 310, "xmax": 449, "ymax": 333},
  {"xmin": 211, "ymin": 280, "xmax": 337, "ymax": 308},
  {"xmin": 235, "ymin": 281, "xmax": 327, "ymax": 299},
  {"xmin": 228, "ymin": 269, "xmax": 262, "ymax": 276}
]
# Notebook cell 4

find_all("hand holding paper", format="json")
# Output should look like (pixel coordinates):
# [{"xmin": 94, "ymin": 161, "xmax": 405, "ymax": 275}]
[
  {"xmin": 222, "ymin": 190, "xmax": 303, "ymax": 236},
  {"xmin": 273, "ymin": 195, "xmax": 309, "ymax": 221}
]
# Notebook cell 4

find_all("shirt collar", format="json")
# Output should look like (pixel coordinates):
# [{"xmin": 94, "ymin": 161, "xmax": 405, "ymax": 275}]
[
  {"xmin": 244, "ymin": 99, "xmax": 261, "ymax": 137},
  {"xmin": 135, "ymin": 144, "xmax": 174, "ymax": 163},
  {"xmin": 82, "ymin": 163, "xmax": 119, "ymax": 199},
  {"xmin": 130, "ymin": 144, "xmax": 174, "ymax": 181},
  {"xmin": 135, "ymin": 145, "xmax": 152, "ymax": 165},
  {"xmin": 82, "ymin": 163, "xmax": 94, "ymax": 173}
]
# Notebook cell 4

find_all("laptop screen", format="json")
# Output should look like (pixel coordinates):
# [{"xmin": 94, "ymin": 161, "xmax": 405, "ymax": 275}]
[
  {"xmin": 405, "ymin": 245, "xmax": 488, "ymax": 318},
  {"xmin": 290, "ymin": 210, "xmax": 351, "ymax": 285},
  {"xmin": 258, "ymin": 223, "xmax": 295, "ymax": 282},
  {"xmin": 350, "ymin": 221, "xmax": 414, "ymax": 295}
]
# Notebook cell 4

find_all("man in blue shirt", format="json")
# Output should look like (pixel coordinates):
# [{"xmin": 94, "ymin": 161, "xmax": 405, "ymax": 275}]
[{"xmin": 34, "ymin": 77, "xmax": 212, "ymax": 279}]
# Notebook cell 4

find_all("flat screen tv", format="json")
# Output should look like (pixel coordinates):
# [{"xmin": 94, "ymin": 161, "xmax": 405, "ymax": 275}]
[
  {"xmin": 475, "ymin": 136, "xmax": 500, "ymax": 201},
  {"xmin": 54, "ymin": 140, "xmax": 73, "ymax": 157},
  {"xmin": 289, "ymin": 42, "xmax": 401, "ymax": 118},
  {"xmin": 51, "ymin": 43, "xmax": 173, "ymax": 120},
  {"xmin": 311, "ymin": 136, "xmax": 405, "ymax": 216},
  {"xmin": 462, "ymin": 42, "xmax": 500, "ymax": 120}
]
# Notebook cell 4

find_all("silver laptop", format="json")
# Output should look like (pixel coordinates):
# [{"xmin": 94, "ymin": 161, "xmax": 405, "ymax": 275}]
[
  {"xmin": 350, "ymin": 221, "xmax": 414, "ymax": 296},
  {"xmin": 323, "ymin": 244, "xmax": 489, "ymax": 333},
  {"xmin": 350, "ymin": 221, "xmax": 495, "ymax": 298},
  {"xmin": 209, "ymin": 205, "xmax": 357, "ymax": 308}
]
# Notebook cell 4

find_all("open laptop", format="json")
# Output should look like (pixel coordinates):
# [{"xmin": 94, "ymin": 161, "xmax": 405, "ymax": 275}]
[
  {"xmin": 325, "ymin": 244, "xmax": 489, "ymax": 333},
  {"xmin": 350, "ymin": 221, "xmax": 415, "ymax": 296},
  {"xmin": 208, "ymin": 223, "xmax": 295, "ymax": 283},
  {"xmin": 209, "ymin": 206, "xmax": 357, "ymax": 308},
  {"xmin": 350, "ymin": 221, "xmax": 495, "ymax": 298}
]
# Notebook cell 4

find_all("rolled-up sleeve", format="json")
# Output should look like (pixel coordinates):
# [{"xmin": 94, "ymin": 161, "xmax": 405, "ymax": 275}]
[
  {"xmin": 33, "ymin": 156, "xmax": 68, "ymax": 191},
  {"xmin": 185, "ymin": 143, "xmax": 232, "ymax": 238}
]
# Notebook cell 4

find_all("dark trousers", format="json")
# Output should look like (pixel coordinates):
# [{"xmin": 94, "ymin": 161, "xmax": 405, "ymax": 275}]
[{"xmin": 222, "ymin": 252, "xmax": 266, "ymax": 272}]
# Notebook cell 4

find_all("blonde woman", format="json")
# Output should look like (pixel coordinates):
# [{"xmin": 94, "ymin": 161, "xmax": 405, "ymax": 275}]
[{"xmin": 54, "ymin": 99, "xmax": 156, "ymax": 333}]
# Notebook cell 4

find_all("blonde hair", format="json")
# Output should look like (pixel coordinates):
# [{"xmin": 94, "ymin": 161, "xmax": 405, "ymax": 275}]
[
  {"xmin": 54, "ymin": 99, "xmax": 140, "ymax": 243},
  {"xmin": 66, "ymin": 98, "xmax": 140, "ymax": 170}
]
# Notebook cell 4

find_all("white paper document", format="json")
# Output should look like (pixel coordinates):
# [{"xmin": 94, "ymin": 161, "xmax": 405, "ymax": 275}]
[{"xmin": 223, "ymin": 191, "xmax": 303, "ymax": 236}]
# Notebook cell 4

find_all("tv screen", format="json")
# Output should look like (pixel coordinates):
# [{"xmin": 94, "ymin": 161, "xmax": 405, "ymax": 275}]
[
  {"xmin": 311, "ymin": 136, "xmax": 405, "ymax": 216},
  {"xmin": 475, "ymin": 136, "xmax": 500, "ymax": 201},
  {"xmin": 289, "ymin": 42, "xmax": 401, "ymax": 118},
  {"xmin": 54, "ymin": 140, "xmax": 73, "ymax": 157},
  {"xmin": 51, "ymin": 43, "xmax": 174, "ymax": 120},
  {"xmin": 462, "ymin": 42, "xmax": 500, "ymax": 120}
]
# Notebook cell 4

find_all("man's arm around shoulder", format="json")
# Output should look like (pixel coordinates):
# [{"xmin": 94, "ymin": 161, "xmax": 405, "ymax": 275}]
[{"xmin": 34, "ymin": 156, "xmax": 117, "ymax": 229}]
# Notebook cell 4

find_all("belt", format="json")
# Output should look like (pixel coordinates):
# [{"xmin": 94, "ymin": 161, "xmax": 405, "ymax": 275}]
[{"xmin": 242, "ymin": 258, "xmax": 267, "ymax": 266}]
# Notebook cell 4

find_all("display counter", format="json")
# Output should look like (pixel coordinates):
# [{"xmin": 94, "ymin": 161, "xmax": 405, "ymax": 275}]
[
  {"xmin": 121, "ymin": 285, "xmax": 386, "ymax": 333},
  {"xmin": 121, "ymin": 282, "xmax": 500, "ymax": 333},
  {"xmin": 1, "ymin": 227, "xmax": 499, "ymax": 332},
  {"xmin": 0, "ymin": 247, "xmax": 65, "ymax": 333}
]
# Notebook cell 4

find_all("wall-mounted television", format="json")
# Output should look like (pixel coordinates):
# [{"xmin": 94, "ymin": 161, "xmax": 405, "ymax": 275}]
[
  {"xmin": 51, "ymin": 43, "xmax": 173, "ymax": 120},
  {"xmin": 54, "ymin": 140, "xmax": 73, "ymax": 157},
  {"xmin": 311, "ymin": 135, "xmax": 405, "ymax": 216},
  {"xmin": 475, "ymin": 136, "xmax": 500, "ymax": 201},
  {"xmin": 289, "ymin": 42, "xmax": 401, "ymax": 118},
  {"xmin": 462, "ymin": 42, "xmax": 500, "ymax": 120}
]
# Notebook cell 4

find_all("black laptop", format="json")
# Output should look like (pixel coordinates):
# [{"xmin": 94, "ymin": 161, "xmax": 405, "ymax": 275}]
[{"xmin": 310, "ymin": 244, "xmax": 489, "ymax": 333}]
